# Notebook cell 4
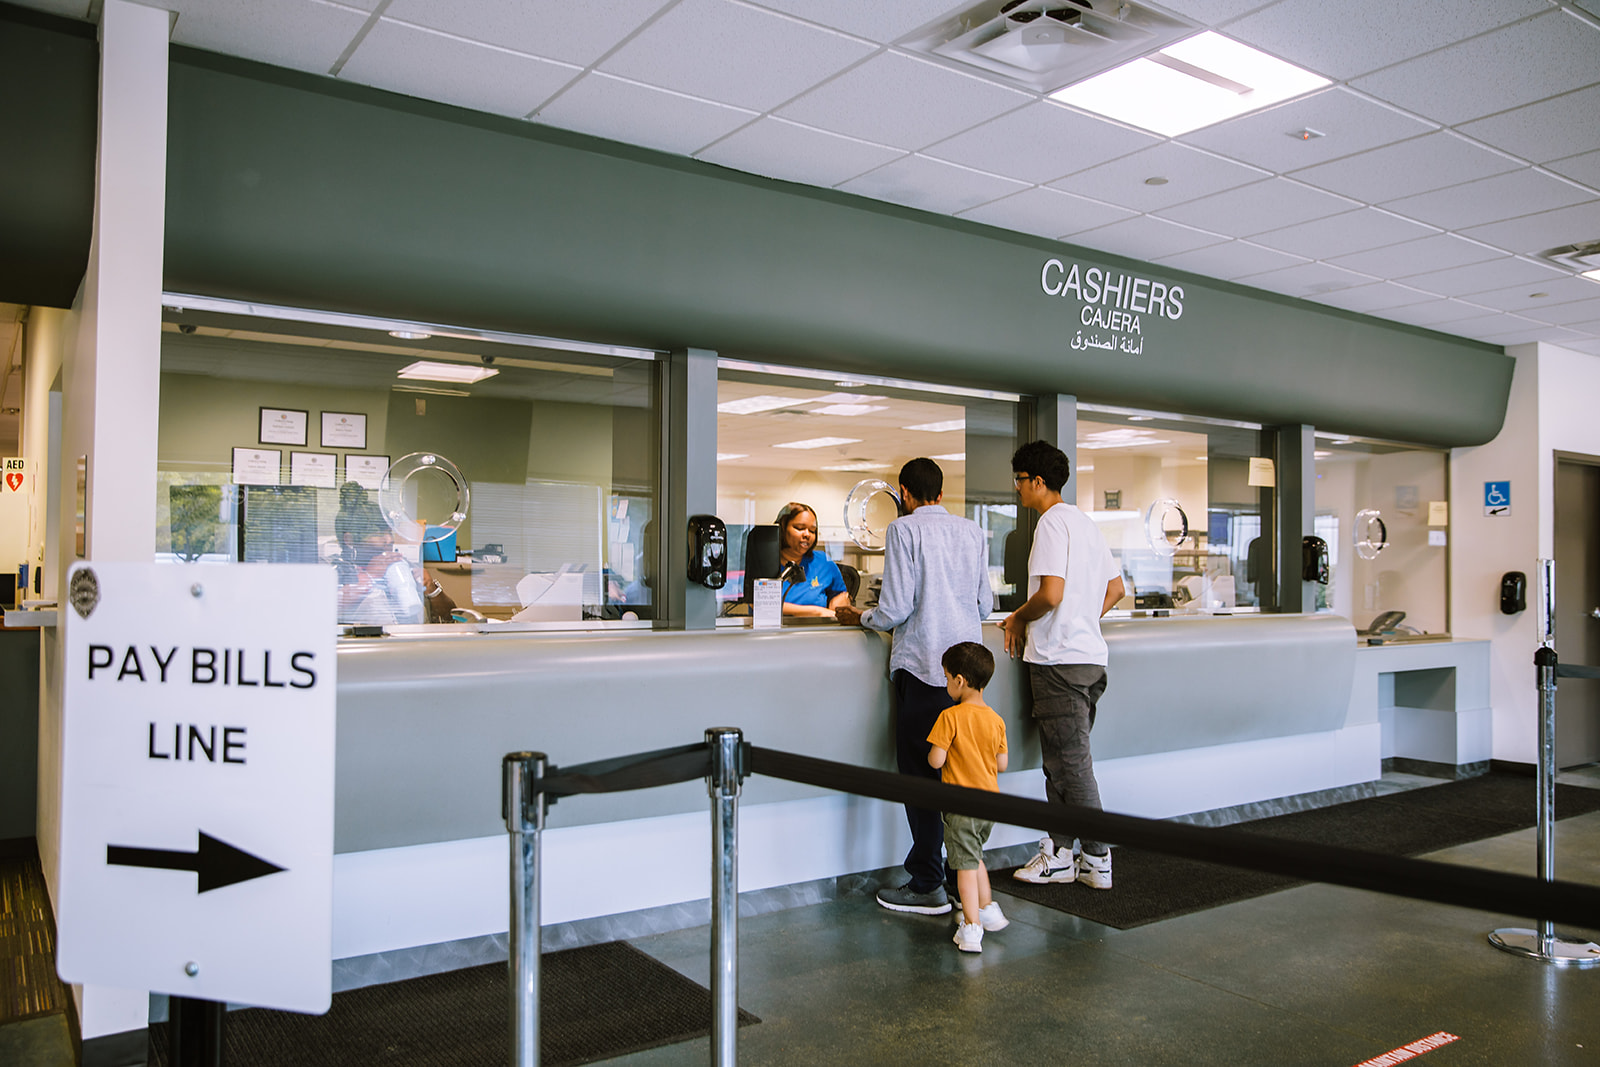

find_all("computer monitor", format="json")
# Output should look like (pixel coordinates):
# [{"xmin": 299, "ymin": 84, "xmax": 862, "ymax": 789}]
[{"xmin": 742, "ymin": 525, "xmax": 781, "ymax": 603}]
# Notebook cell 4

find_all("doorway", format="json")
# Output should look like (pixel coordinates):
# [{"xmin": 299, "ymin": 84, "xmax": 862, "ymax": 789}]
[{"xmin": 1554, "ymin": 456, "xmax": 1600, "ymax": 767}]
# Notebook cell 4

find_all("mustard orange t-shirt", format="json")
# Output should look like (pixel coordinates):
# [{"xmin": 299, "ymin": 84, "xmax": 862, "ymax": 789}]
[{"xmin": 927, "ymin": 701, "xmax": 1007, "ymax": 792}]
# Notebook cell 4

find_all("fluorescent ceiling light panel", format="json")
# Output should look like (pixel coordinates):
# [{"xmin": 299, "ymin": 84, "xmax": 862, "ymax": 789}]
[
  {"xmin": 809, "ymin": 404, "xmax": 890, "ymax": 417},
  {"xmin": 821, "ymin": 462, "xmax": 894, "ymax": 472},
  {"xmin": 717, "ymin": 395, "xmax": 809, "ymax": 415},
  {"xmin": 904, "ymin": 419, "xmax": 966, "ymax": 432},
  {"xmin": 932, "ymin": 453, "xmax": 966, "ymax": 462},
  {"xmin": 773, "ymin": 437, "xmax": 862, "ymax": 450},
  {"xmin": 1050, "ymin": 32, "xmax": 1329, "ymax": 137},
  {"xmin": 1582, "ymin": 269, "xmax": 1600, "ymax": 283},
  {"xmin": 716, "ymin": 453, "xmax": 748, "ymax": 462},
  {"xmin": 397, "ymin": 360, "xmax": 499, "ymax": 384},
  {"xmin": 1080, "ymin": 428, "xmax": 1170, "ymax": 449},
  {"xmin": 812, "ymin": 393, "xmax": 887, "ymax": 404}
]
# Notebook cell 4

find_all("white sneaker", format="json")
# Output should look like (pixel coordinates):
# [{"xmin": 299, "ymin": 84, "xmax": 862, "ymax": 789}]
[
  {"xmin": 953, "ymin": 921, "xmax": 984, "ymax": 953},
  {"xmin": 978, "ymin": 901, "xmax": 1009, "ymax": 932},
  {"xmin": 1012, "ymin": 838, "xmax": 1076, "ymax": 883},
  {"xmin": 1077, "ymin": 849, "xmax": 1112, "ymax": 890}
]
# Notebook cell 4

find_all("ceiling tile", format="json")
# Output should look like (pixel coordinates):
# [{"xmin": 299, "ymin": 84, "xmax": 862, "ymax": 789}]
[
  {"xmin": 1155, "ymin": 178, "xmax": 1355, "ymax": 236},
  {"xmin": 1460, "ymin": 200, "xmax": 1600, "ymax": 256},
  {"xmin": 1457, "ymin": 85, "xmax": 1600, "ymax": 165},
  {"xmin": 1328, "ymin": 234, "xmax": 1503, "ymax": 278},
  {"xmin": 1461, "ymin": 274, "xmax": 1600, "ymax": 311},
  {"xmin": 695, "ymin": 116, "xmax": 903, "ymax": 187},
  {"xmin": 1153, "ymin": 241, "xmax": 1309, "ymax": 280},
  {"xmin": 922, "ymin": 102, "xmax": 1159, "ymax": 186},
  {"xmin": 1475, "ymin": 323, "xmax": 1588, "ymax": 345},
  {"xmin": 383, "ymin": 0, "xmax": 671, "ymax": 65},
  {"xmin": 1557, "ymin": 337, "xmax": 1600, "ymax": 356},
  {"xmin": 1047, "ymin": 143, "xmax": 1268, "ymax": 212},
  {"xmin": 1436, "ymin": 311, "xmax": 1542, "ymax": 339},
  {"xmin": 744, "ymin": 0, "xmax": 964, "ymax": 43},
  {"xmin": 1136, "ymin": 0, "xmax": 1269, "ymax": 24},
  {"xmin": 1304, "ymin": 282, "xmax": 1437, "ymax": 314},
  {"xmin": 1518, "ymin": 296, "xmax": 1600, "ymax": 326},
  {"xmin": 1289, "ymin": 132, "xmax": 1522, "ymax": 203},
  {"xmin": 1070, "ymin": 216, "xmax": 1229, "ymax": 262},
  {"xmin": 598, "ymin": 0, "xmax": 874, "ymax": 111},
  {"xmin": 1224, "ymin": 0, "xmax": 1548, "ymax": 80},
  {"xmin": 341, "ymin": 19, "xmax": 580, "ymax": 118},
  {"xmin": 1378, "ymin": 299, "xmax": 1499, "ymax": 327},
  {"xmin": 777, "ymin": 52, "xmax": 1032, "ymax": 151},
  {"xmin": 1546, "ymin": 149, "xmax": 1600, "ymax": 189},
  {"xmin": 1350, "ymin": 11, "xmax": 1600, "ymax": 125},
  {"xmin": 838, "ymin": 155, "xmax": 1028, "ymax": 216},
  {"xmin": 1399, "ymin": 256, "xmax": 1570, "ymax": 299},
  {"xmin": 170, "ymin": 0, "xmax": 371, "ymax": 75},
  {"xmin": 957, "ymin": 187, "xmax": 1136, "ymax": 241},
  {"xmin": 1235, "ymin": 261, "xmax": 1376, "ymax": 297},
  {"xmin": 1179, "ymin": 88, "xmax": 1434, "ymax": 174},
  {"xmin": 1250, "ymin": 208, "xmax": 1435, "ymax": 259},
  {"xmin": 1381, "ymin": 169, "xmax": 1596, "ymax": 231},
  {"xmin": 533, "ymin": 73, "xmax": 757, "ymax": 156}
]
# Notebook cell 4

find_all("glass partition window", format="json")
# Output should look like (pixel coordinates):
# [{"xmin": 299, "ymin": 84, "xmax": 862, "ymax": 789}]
[
  {"xmin": 1076, "ymin": 406, "xmax": 1266, "ymax": 613},
  {"xmin": 1314, "ymin": 435, "xmax": 1447, "ymax": 635},
  {"xmin": 715, "ymin": 363, "xmax": 1025, "ymax": 614},
  {"xmin": 155, "ymin": 306, "xmax": 659, "ymax": 626}
]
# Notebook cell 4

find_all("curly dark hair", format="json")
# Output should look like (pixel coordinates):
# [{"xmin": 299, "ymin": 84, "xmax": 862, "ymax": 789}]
[{"xmin": 1011, "ymin": 440, "xmax": 1071, "ymax": 492}]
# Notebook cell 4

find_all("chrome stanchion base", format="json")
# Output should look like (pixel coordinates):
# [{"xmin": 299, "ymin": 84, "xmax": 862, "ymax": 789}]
[{"xmin": 1488, "ymin": 928, "xmax": 1600, "ymax": 967}]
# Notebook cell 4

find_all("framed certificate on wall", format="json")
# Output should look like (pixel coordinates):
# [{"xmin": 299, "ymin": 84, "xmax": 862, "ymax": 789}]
[
  {"xmin": 260, "ymin": 407, "xmax": 309, "ymax": 446},
  {"xmin": 232, "ymin": 447, "xmax": 282, "ymax": 486},
  {"xmin": 320, "ymin": 411, "xmax": 367, "ymax": 450},
  {"xmin": 344, "ymin": 455, "xmax": 389, "ymax": 491},
  {"xmin": 290, "ymin": 451, "xmax": 338, "ymax": 488}
]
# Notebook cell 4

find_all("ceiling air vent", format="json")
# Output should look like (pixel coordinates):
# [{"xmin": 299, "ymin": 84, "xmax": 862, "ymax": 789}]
[
  {"xmin": 1539, "ymin": 240, "xmax": 1600, "ymax": 273},
  {"xmin": 901, "ymin": 0, "xmax": 1197, "ymax": 94}
]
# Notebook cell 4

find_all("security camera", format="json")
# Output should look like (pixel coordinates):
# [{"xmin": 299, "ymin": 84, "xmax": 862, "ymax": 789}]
[
  {"xmin": 481, "ymin": 354, "xmax": 496, "ymax": 366},
  {"xmin": 177, "ymin": 323, "xmax": 198, "ymax": 334}
]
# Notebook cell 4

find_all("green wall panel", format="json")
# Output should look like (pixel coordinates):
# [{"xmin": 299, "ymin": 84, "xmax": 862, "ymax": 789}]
[{"xmin": 161, "ymin": 50, "xmax": 1512, "ymax": 447}]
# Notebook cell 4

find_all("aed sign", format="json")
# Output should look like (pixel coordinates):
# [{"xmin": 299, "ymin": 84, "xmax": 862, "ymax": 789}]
[
  {"xmin": 2, "ymin": 456, "xmax": 27, "ymax": 493},
  {"xmin": 56, "ymin": 562, "xmax": 337, "ymax": 1013}
]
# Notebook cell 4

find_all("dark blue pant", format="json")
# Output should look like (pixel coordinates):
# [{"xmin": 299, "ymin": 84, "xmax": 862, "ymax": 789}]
[{"xmin": 892, "ymin": 669, "xmax": 956, "ymax": 893}]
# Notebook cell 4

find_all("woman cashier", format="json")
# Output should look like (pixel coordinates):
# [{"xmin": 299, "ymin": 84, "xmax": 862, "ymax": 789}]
[{"xmin": 775, "ymin": 501, "xmax": 852, "ymax": 618}]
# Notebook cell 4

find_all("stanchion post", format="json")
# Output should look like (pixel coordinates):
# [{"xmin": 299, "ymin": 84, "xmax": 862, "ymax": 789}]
[
  {"xmin": 504, "ymin": 752, "xmax": 547, "ymax": 1066},
  {"xmin": 168, "ymin": 995, "xmax": 224, "ymax": 1067},
  {"xmin": 1489, "ymin": 559, "xmax": 1600, "ymax": 966},
  {"xmin": 707, "ymin": 728, "xmax": 745, "ymax": 1067}
]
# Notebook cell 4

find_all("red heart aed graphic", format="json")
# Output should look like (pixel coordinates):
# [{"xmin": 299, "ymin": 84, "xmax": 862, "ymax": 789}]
[{"xmin": 4, "ymin": 472, "xmax": 21, "ymax": 491}]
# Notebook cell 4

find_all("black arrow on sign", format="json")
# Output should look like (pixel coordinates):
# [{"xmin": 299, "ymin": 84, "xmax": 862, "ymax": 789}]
[{"xmin": 106, "ymin": 832, "xmax": 286, "ymax": 892}]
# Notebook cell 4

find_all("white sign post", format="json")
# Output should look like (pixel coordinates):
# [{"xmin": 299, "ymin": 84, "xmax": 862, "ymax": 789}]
[{"xmin": 56, "ymin": 562, "xmax": 337, "ymax": 1014}]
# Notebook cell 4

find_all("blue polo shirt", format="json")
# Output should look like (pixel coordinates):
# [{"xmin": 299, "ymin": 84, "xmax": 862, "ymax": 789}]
[{"xmin": 783, "ymin": 549, "xmax": 848, "ymax": 607}]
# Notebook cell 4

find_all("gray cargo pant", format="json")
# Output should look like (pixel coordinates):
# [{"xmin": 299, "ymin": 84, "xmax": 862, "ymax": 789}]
[{"xmin": 1028, "ymin": 662, "xmax": 1109, "ymax": 857}]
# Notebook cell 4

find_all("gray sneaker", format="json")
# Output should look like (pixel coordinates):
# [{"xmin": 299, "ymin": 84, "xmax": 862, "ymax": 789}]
[{"xmin": 876, "ymin": 883, "xmax": 952, "ymax": 915}]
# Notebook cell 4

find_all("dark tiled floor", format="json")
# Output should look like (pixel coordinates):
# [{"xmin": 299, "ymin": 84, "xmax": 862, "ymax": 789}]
[{"xmin": 612, "ymin": 774, "xmax": 1600, "ymax": 1066}]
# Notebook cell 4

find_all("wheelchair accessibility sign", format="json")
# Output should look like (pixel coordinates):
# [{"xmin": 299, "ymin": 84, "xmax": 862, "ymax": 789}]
[{"xmin": 1484, "ymin": 481, "xmax": 1511, "ymax": 517}]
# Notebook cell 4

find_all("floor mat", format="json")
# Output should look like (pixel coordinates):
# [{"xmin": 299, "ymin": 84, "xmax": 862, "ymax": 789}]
[
  {"xmin": 994, "ymin": 772, "xmax": 1600, "ymax": 929},
  {"xmin": 149, "ymin": 940, "xmax": 758, "ymax": 1067}
]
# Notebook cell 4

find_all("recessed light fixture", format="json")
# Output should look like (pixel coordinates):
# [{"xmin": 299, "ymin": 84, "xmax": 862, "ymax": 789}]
[
  {"xmin": 904, "ymin": 419, "xmax": 966, "ymax": 432},
  {"xmin": 821, "ymin": 462, "xmax": 893, "ymax": 472},
  {"xmin": 1078, "ymin": 465, "xmax": 1094, "ymax": 472},
  {"xmin": 809, "ymin": 404, "xmax": 890, "ymax": 417},
  {"xmin": 716, "ymin": 453, "xmax": 748, "ymax": 462},
  {"xmin": 932, "ymin": 453, "xmax": 966, "ymax": 462},
  {"xmin": 1127, "ymin": 415, "xmax": 1154, "ymax": 421},
  {"xmin": 774, "ymin": 437, "xmax": 862, "ymax": 450},
  {"xmin": 1314, "ymin": 450, "xmax": 1332, "ymax": 458},
  {"xmin": 833, "ymin": 380, "xmax": 867, "ymax": 388},
  {"xmin": 389, "ymin": 330, "xmax": 432, "ymax": 340},
  {"xmin": 1144, "ymin": 176, "xmax": 1169, "ymax": 186},
  {"xmin": 717, "ymin": 395, "xmax": 807, "ymax": 415},
  {"xmin": 1050, "ymin": 31, "xmax": 1330, "ymax": 137},
  {"xmin": 1581, "ymin": 269, "xmax": 1600, "ymax": 284},
  {"xmin": 396, "ymin": 360, "xmax": 498, "ymax": 384},
  {"xmin": 1195, "ymin": 455, "xmax": 1208, "ymax": 461}
]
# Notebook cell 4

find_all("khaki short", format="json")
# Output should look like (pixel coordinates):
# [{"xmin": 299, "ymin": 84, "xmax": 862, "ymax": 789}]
[{"xmin": 942, "ymin": 812, "xmax": 994, "ymax": 870}]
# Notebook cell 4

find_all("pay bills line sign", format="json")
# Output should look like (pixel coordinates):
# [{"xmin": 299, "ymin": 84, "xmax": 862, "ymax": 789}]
[{"xmin": 56, "ymin": 562, "xmax": 337, "ymax": 1013}]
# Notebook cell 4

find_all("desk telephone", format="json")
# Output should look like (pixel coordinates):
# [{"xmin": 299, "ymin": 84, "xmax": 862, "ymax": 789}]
[{"xmin": 1362, "ymin": 610, "xmax": 1407, "ymax": 635}]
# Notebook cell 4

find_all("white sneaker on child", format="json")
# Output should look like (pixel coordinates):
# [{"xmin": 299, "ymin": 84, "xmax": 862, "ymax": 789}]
[
  {"xmin": 1012, "ymin": 837, "xmax": 1076, "ymax": 883},
  {"xmin": 953, "ymin": 921, "xmax": 984, "ymax": 953},
  {"xmin": 1077, "ymin": 849, "xmax": 1112, "ymax": 890},
  {"xmin": 978, "ymin": 901, "xmax": 1009, "ymax": 931}
]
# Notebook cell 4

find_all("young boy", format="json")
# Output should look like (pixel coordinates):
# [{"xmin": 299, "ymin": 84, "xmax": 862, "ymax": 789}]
[{"xmin": 927, "ymin": 641, "xmax": 1010, "ymax": 953}]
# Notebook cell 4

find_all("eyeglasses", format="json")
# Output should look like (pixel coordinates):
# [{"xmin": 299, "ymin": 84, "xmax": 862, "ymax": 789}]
[{"xmin": 1013, "ymin": 473, "xmax": 1034, "ymax": 484}]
